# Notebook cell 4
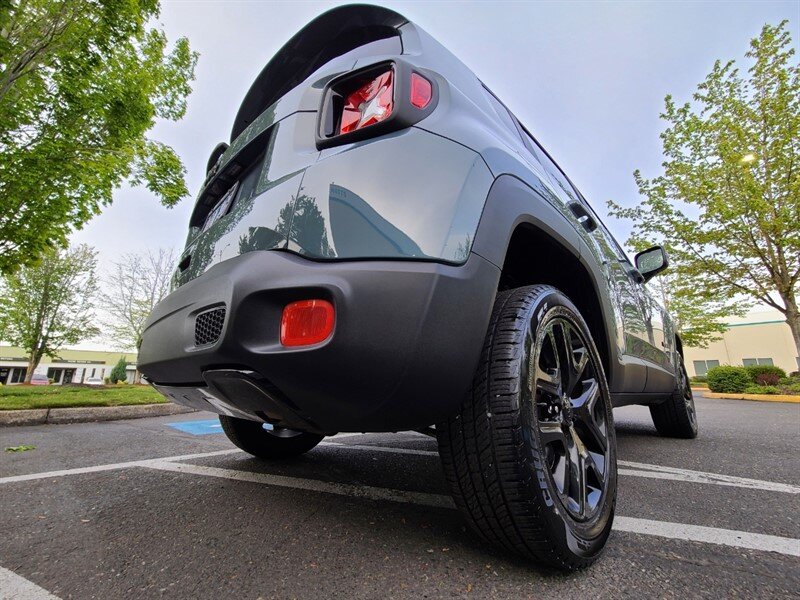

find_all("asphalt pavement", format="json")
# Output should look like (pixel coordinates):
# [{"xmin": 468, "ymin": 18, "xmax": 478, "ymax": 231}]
[{"xmin": 1, "ymin": 395, "xmax": 798, "ymax": 599}]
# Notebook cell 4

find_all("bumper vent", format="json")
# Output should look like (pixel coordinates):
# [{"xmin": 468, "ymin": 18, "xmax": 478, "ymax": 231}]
[{"xmin": 195, "ymin": 307, "xmax": 226, "ymax": 347}]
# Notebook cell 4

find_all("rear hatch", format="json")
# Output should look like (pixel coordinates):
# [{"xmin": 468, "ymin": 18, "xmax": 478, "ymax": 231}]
[{"xmin": 173, "ymin": 6, "xmax": 407, "ymax": 288}]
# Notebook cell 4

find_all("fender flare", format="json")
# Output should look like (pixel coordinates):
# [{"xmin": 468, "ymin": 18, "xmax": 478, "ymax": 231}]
[{"xmin": 470, "ymin": 174, "xmax": 623, "ymax": 391}]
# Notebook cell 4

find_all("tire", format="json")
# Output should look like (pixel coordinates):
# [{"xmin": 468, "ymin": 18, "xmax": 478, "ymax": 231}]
[
  {"xmin": 219, "ymin": 415, "xmax": 323, "ymax": 459},
  {"xmin": 437, "ymin": 285, "xmax": 617, "ymax": 571},
  {"xmin": 649, "ymin": 357, "xmax": 698, "ymax": 439}
]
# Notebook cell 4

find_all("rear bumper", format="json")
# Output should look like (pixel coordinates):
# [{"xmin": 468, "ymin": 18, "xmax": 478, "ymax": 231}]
[{"xmin": 138, "ymin": 250, "xmax": 500, "ymax": 433}]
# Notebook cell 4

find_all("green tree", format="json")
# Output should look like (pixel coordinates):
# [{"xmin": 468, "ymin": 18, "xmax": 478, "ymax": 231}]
[
  {"xmin": 644, "ymin": 267, "xmax": 737, "ymax": 348},
  {"xmin": 0, "ymin": 0, "xmax": 198, "ymax": 274},
  {"xmin": 0, "ymin": 244, "xmax": 100, "ymax": 383},
  {"xmin": 609, "ymin": 21, "xmax": 799, "ymax": 355},
  {"xmin": 109, "ymin": 355, "xmax": 128, "ymax": 384}
]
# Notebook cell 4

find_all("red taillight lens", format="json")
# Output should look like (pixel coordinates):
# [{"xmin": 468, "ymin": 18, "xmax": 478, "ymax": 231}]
[
  {"xmin": 280, "ymin": 300, "xmax": 335, "ymax": 347},
  {"xmin": 410, "ymin": 73, "xmax": 432, "ymax": 109},
  {"xmin": 339, "ymin": 69, "xmax": 394, "ymax": 134}
]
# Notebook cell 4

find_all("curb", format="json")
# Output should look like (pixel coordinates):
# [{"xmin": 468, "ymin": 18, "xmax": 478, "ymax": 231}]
[
  {"xmin": 0, "ymin": 403, "xmax": 197, "ymax": 427},
  {"xmin": 693, "ymin": 389, "xmax": 800, "ymax": 404}
]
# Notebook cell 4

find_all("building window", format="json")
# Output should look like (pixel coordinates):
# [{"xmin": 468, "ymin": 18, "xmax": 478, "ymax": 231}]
[
  {"xmin": 742, "ymin": 358, "xmax": 773, "ymax": 367},
  {"xmin": 9, "ymin": 368, "xmax": 27, "ymax": 383},
  {"xmin": 693, "ymin": 360, "xmax": 720, "ymax": 376}
]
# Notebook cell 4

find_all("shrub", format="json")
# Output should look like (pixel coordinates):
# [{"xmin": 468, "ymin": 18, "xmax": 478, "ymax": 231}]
[
  {"xmin": 706, "ymin": 366, "xmax": 751, "ymax": 393},
  {"xmin": 109, "ymin": 356, "xmax": 128, "ymax": 384},
  {"xmin": 744, "ymin": 364, "xmax": 786, "ymax": 383},
  {"xmin": 755, "ymin": 373, "xmax": 780, "ymax": 385},
  {"xmin": 690, "ymin": 375, "xmax": 707, "ymax": 384},
  {"xmin": 744, "ymin": 385, "xmax": 780, "ymax": 395}
]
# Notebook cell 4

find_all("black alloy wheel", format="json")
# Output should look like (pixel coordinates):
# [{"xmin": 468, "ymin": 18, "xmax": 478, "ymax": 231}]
[{"xmin": 533, "ymin": 317, "xmax": 611, "ymax": 521}]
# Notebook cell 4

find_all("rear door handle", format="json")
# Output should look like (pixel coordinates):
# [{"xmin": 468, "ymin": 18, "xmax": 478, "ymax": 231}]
[{"xmin": 568, "ymin": 201, "xmax": 597, "ymax": 232}]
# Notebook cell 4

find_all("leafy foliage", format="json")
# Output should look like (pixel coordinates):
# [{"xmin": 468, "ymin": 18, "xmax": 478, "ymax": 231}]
[
  {"xmin": 640, "ymin": 266, "xmax": 735, "ymax": 348},
  {"xmin": 706, "ymin": 365, "xmax": 752, "ymax": 393},
  {"xmin": 109, "ymin": 356, "xmax": 128, "ymax": 384},
  {"xmin": 744, "ymin": 364, "xmax": 785, "ymax": 385},
  {"xmin": 0, "ymin": 244, "xmax": 99, "ymax": 382},
  {"xmin": 608, "ymin": 22, "xmax": 800, "ymax": 354},
  {"xmin": 743, "ymin": 385, "xmax": 781, "ymax": 395},
  {"xmin": 0, "ymin": 0, "xmax": 198, "ymax": 273}
]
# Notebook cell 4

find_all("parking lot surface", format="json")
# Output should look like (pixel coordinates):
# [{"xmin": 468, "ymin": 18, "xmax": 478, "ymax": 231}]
[{"xmin": 1, "ymin": 395, "xmax": 798, "ymax": 599}]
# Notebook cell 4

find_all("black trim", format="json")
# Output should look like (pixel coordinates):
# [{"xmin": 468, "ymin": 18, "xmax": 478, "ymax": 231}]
[{"xmin": 139, "ymin": 250, "xmax": 500, "ymax": 433}]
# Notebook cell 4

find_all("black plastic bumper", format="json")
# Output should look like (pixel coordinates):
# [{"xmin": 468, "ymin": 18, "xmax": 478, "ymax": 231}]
[{"xmin": 138, "ymin": 250, "xmax": 500, "ymax": 433}]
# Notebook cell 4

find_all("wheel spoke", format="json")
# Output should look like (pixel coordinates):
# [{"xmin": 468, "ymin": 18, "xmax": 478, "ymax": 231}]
[
  {"xmin": 553, "ymin": 453, "xmax": 568, "ymax": 493},
  {"xmin": 535, "ymin": 366, "xmax": 561, "ymax": 397},
  {"xmin": 538, "ymin": 421, "xmax": 567, "ymax": 447},
  {"xmin": 585, "ymin": 449, "xmax": 606, "ymax": 479},
  {"xmin": 566, "ymin": 428, "xmax": 582, "ymax": 515},
  {"xmin": 573, "ymin": 346, "xmax": 589, "ymax": 381},
  {"xmin": 555, "ymin": 323, "xmax": 574, "ymax": 394},
  {"xmin": 577, "ymin": 453, "xmax": 588, "ymax": 517},
  {"xmin": 572, "ymin": 379, "xmax": 607, "ymax": 453}
]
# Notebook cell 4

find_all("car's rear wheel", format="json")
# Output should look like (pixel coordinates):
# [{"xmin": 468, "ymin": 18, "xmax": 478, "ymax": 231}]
[
  {"xmin": 219, "ymin": 415, "xmax": 323, "ymax": 459},
  {"xmin": 649, "ymin": 357, "xmax": 698, "ymax": 439},
  {"xmin": 437, "ymin": 285, "xmax": 617, "ymax": 571}
]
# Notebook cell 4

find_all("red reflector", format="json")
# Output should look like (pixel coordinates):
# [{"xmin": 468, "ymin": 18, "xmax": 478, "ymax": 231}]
[
  {"xmin": 410, "ymin": 73, "xmax": 432, "ymax": 109},
  {"xmin": 339, "ymin": 69, "xmax": 394, "ymax": 134},
  {"xmin": 280, "ymin": 300, "xmax": 335, "ymax": 347}
]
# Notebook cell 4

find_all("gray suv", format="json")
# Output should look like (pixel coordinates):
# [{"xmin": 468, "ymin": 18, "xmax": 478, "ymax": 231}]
[{"xmin": 138, "ymin": 4, "xmax": 698, "ymax": 570}]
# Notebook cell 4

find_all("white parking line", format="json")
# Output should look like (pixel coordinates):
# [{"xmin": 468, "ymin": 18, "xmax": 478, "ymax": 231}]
[
  {"xmin": 145, "ymin": 459, "xmax": 454, "ymax": 509},
  {"xmin": 613, "ymin": 517, "xmax": 800, "ymax": 557},
  {"xmin": 0, "ymin": 566, "xmax": 60, "ymax": 600},
  {"xmin": 321, "ymin": 442, "xmax": 800, "ymax": 494},
  {"xmin": 5, "ymin": 441, "xmax": 799, "ymax": 497},
  {"xmin": 617, "ymin": 460, "xmax": 800, "ymax": 494},
  {"xmin": 143, "ymin": 459, "xmax": 800, "ymax": 557},
  {"xmin": 0, "ymin": 449, "xmax": 240, "ymax": 485}
]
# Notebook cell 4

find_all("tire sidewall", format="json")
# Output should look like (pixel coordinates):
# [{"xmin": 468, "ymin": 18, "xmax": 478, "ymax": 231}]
[{"xmin": 517, "ymin": 288, "xmax": 617, "ymax": 560}]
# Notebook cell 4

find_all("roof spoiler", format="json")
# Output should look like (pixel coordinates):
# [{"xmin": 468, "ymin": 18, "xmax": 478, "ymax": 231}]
[{"xmin": 230, "ymin": 4, "xmax": 408, "ymax": 142}]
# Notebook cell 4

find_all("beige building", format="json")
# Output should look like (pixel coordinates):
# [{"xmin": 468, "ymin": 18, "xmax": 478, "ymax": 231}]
[
  {"xmin": 0, "ymin": 346, "xmax": 138, "ymax": 384},
  {"xmin": 683, "ymin": 309, "xmax": 798, "ymax": 377}
]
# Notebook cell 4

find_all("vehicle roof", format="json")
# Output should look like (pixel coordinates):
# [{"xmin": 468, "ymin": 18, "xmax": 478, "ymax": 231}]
[{"xmin": 230, "ymin": 4, "xmax": 408, "ymax": 141}]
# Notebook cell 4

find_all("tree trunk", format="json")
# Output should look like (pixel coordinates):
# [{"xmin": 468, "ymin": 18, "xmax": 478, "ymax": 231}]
[
  {"xmin": 779, "ymin": 287, "xmax": 800, "ymax": 372},
  {"xmin": 786, "ymin": 307, "xmax": 800, "ymax": 373},
  {"xmin": 24, "ymin": 354, "xmax": 41, "ymax": 384}
]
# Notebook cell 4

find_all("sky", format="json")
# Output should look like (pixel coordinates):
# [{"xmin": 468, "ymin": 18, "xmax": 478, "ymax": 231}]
[{"xmin": 67, "ymin": 0, "xmax": 799, "ymax": 347}]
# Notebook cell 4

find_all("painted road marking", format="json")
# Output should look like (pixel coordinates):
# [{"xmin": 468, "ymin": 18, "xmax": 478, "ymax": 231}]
[
  {"xmin": 0, "ymin": 433, "xmax": 365, "ymax": 485},
  {"xmin": 0, "ymin": 565, "xmax": 61, "ymax": 599},
  {"xmin": 167, "ymin": 419, "xmax": 223, "ymax": 435},
  {"xmin": 3, "ymin": 439, "xmax": 799, "ymax": 496},
  {"xmin": 321, "ymin": 442, "xmax": 800, "ymax": 494},
  {"xmin": 143, "ymin": 459, "xmax": 800, "ymax": 557},
  {"xmin": 0, "ymin": 449, "xmax": 240, "ymax": 485},
  {"xmin": 145, "ymin": 459, "xmax": 454, "ymax": 508},
  {"xmin": 617, "ymin": 459, "xmax": 800, "ymax": 494}
]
